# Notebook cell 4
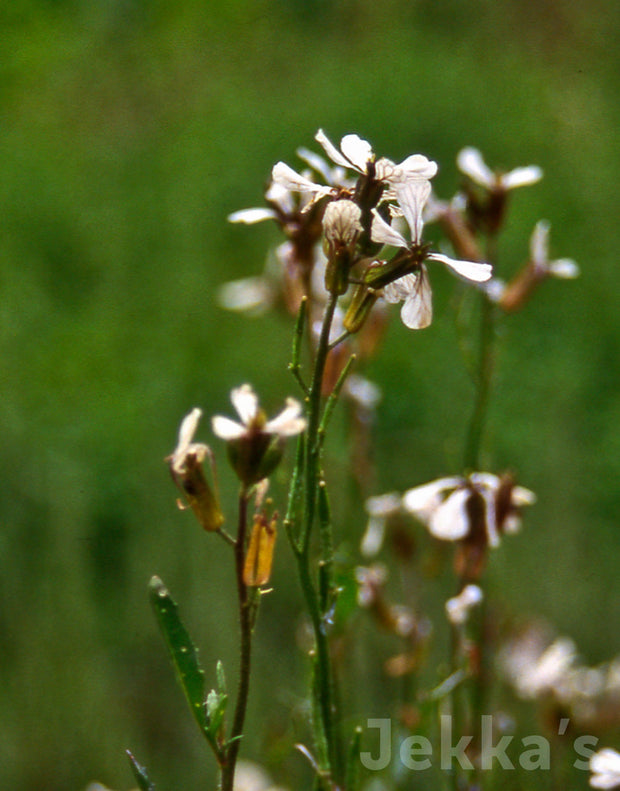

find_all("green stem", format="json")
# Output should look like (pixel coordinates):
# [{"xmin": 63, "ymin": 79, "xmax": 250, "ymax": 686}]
[
  {"xmin": 295, "ymin": 290, "xmax": 344, "ymax": 785},
  {"xmin": 221, "ymin": 488, "xmax": 253, "ymax": 791}
]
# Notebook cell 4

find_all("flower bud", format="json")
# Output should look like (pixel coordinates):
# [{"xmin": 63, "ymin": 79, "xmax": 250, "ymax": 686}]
[
  {"xmin": 322, "ymin": 199, "xmax": 362, "ymax": 295},
  {"xmin": 343, "ymin": 282, "xmax": 379, "ymax": 334}
]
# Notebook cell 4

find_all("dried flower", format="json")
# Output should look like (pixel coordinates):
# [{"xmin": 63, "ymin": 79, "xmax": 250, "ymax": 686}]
[
  {"xmin": 212, "ymin": 385, "xmax": 306, "ymax": 485},
  {"xmin": 168, "ymin": 408, "xmax": 224, "ymax": 531}
]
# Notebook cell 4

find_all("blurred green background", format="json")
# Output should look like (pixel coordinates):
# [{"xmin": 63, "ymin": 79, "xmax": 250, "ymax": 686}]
[{"xmin": 1, "ymin": 1, "xmax": 619, "ymax": 789}]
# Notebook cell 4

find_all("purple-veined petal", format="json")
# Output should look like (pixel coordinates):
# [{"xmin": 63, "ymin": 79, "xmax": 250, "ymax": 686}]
[
  {"xmin": 370, "ymin": 209, "xmax": 408, "ymax": 248},
  {"xmin": 394, "ymin": 179, "xmax": 432, "ymax": 242},
  {"xmin": 383, "ymin": 273, "xmax": 418, "ymax": 304},
  {"xmin": 428, "ymin": 253, "xmax": 492, "ymax": 283},
  {"xmin": 339, "ymin": 134, "xmax": 374, "ymax": 173},
  {"xmin": 315, "ymin": 129, "xmax": 352, "ymax": 170},
  {"xmin": 271, "ymin": 161, "xmax": 329, "ymax": 195},
  {"xmin": 400, "ymin": 269, "xmax": 433, "ymax": 329}
]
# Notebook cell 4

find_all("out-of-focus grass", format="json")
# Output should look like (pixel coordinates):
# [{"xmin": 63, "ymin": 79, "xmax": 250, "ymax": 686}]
[{"xmin": 1, "ymin": 1, "xmax": 619, "ymax": 789}]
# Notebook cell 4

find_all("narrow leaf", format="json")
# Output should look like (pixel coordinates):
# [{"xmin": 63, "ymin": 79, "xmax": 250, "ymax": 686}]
[{"xmin": 148, "ymin": 576, "xmax": 209, "ymax": 736}]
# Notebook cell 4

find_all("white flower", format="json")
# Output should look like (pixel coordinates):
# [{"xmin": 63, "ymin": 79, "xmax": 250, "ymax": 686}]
[
  {"xmin": 590, "ymin": 749, "xmax": 620, "ymax": 789},
  {"xmin": 457, "ymin": 146, "xmax": 543, "ymax": 191},
  {"xmin": 371, "ymin": 180, "xmax": 492, "ymax": 328},
  {"xmin": 270, "ymin": 161, "xmax": 335, "ymax": 202},
  {"xmin": 503, "ymin": 636, "xmax": 578, "ymax": 699},
  {"xmin": 315, "ymin": 128, "xmax": 438, "ymax": 183},
  {"xmin": 212, "ymin": 384, "xmax": 306, "ymax": 441},
  {"xmin": 530, "ymin": 220, "xmax": 579, "ymax": 279},
  {"xmin": 170, "ymin": 408, "xmax": 209, "ymax": 474},
  {"xmin": 445, "ymin": 584, "xmax": 483, "ymax": 625},
  {"xmin": 402, "ymin": 472, "xmax": 535, "ymax": 545}
]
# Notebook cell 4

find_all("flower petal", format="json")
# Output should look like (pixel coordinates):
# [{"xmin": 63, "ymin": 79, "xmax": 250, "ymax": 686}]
[
  {"xmin": 315, "ymin": 128, "xmax": 352, "ymax": 170},
  {"xmin": 211, "ymin": 415, "xmax": 246, "ymax": 440},
  {"xmin": 228, "ymin": 207, "xmax": 278, "ymax": 224},
  {"xmin": 394, "ymin": 179, "xmax": 431, "ymax": 242},
  {"xmin": 339, "ymin": 133, "xmax": 373, "ymax": 173},
  {"xmin": 548, "ymin": 258, "xmax": 580, "ymax": 279},
  {"xmin": 370, "ymin": 209, "xmax": 408, "ymax": 248},
  {"xmin": 271, "ymin": 161, "xmax": 329, "ymax": 195},
  {"xmin": 429, "ymin": 489, "xmax": 471, "ymax": 540},
  {"xmin": 402, "ymin": 477, "xmax": 463, "ymax": 521},
  {"xmin": 400, "ymin": 269, "xmax": 432, "ymax": 329},
  {"xmin": 231, "ymin": 384, "xmax": 259, "ymax": 424},
  {"xmin": 383, "ymin": 273, "xmax": 418, "ymax": 304},
  {"xmin": 457, "ymin": 147, "xmax": 494, "ymax": 187},
  {"xmin": 501, "ymin": 165, "xmax": 543, "ymax": 190},
  {"xmin": 530, "ymin": 220, "xmax": 550, "ymax": 265},
  {"xmin": 264, "ymin": 397, "xmax": 306, "ymax": 436},
  {"xmin": 428, "ymin": 253, "xmax": 493, "ymax": 282}
]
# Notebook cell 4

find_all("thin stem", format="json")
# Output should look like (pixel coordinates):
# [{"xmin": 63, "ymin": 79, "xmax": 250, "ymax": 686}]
[
  {"xmin": 294, "ymin": 290, "xmax": 344, "ymax": 786},
  {"xmin": 221, "ymin": 488, "xmax": 253, "ymax": 791}
]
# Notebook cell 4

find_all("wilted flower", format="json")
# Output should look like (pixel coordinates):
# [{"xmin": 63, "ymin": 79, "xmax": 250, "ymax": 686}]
[
  {"xmin": 368, "ymin": 179, "xmax": 492, "ymax": 328},
  {"xmin": 590, "ymin": 748, "xmax": 620, "ymax": 789},
  {"xmin": 212, "ymin": 385, "xmax": 306, "ymax": 485},
  {"xmin": 445, "ymin": 584, "xmax": 483, "ymax": 625},
  {"xmin": 168, "ymin": 408, "xmax": 224, "ymax": 531},
  {"xmin": 457, "ymin": 146, "xmax": 543, "ymax": 192}
]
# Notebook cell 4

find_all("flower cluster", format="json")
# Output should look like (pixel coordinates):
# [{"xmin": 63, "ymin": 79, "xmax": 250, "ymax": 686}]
[{"xmin": 224, "ymin": 129, "xmax": 492, "ymax": 334}]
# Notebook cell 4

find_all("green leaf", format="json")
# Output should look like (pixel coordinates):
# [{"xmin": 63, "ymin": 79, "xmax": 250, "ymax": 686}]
[
  {"xmin": 126, "ymin": 750, "xmax": 155, "ymax": 791},
  {"xmin": 148, "ymin": 576, "xmax": 209, "ymax": 736}
]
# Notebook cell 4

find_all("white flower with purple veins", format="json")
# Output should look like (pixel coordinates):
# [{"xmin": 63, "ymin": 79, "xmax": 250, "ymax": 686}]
[
  {"xmin": 457, "ymin": 146, "xmax": 543, "ymax": 191},
  {"xmin": 371, "ymin": 180, "xmax": 493, "ymax": 328},
  {"xmin": 590, "ymin": 748, "xmax": 620, "ymax": 789},
  {"xmin": 212, "ymin": 384, "xmax": 306, "ymax": 441},
  {"xmin": 314, "ymin": 128, "xmax": 438, "ymax": 183},
  {"xmin": 529, "ymin": 220, "xmax": 579, "ymax": 279}
]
